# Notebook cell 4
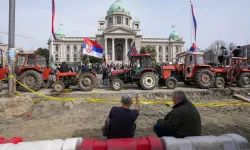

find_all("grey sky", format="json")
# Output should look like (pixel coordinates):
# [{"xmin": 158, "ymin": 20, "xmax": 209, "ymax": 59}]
[{"xmin": 0, "ymin": 0, "xmax": 249, "ymax": 50}]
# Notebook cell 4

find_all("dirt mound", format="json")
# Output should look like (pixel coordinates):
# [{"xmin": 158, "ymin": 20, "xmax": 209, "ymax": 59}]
[{"xmin": 0, "ymin": 96, "xmax": 34, "ymax": 119}]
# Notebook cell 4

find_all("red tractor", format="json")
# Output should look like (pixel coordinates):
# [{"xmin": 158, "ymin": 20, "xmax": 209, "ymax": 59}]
[
  {"xmin": 212, "ymin": 57, "xmax": 250, "ymax": 88},
  {"xmin": 0, "ymin": 53, "xmax": 51, "ymax": 92},
  {"xmin": 109, "ymin": 54, "xmax": 157, "ymax": 91},
  {"xmin": 52, "ymin": 71, "xmax": 98, "ymax": 92},
  {"xmin": 159, "ymin": 52, "xmax": 215, "ymax": 89}
]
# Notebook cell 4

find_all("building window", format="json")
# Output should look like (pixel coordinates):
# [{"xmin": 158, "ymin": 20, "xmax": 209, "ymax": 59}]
[
  {"xmin": 159, "ymin": 46, "xmax": 162, "ymax": 53},
  {"xmin": 67, "ymin": 45, "xmax": 70, "ymax": 53},
  {"xmin": 126, "ymin": 18, "xmax": 128, "ymax": 25},
  {"xmin": 165, "ymin": 55, "xmax": 168, "ymax": 61},
  {"xmin": 135, "ymin": 24, "xmax": 139, "ymax": 29},
  {"xmin": 108, "ymin": 53, "xmax": 112, "ymax": 60},
  {"xmin": 73, "ymin": 54, "xmax": 77, "ymax": 62},
  {"xmin": 176, "ymin": 46, "xmax": 179, "ymax": 53},
  {"xmin": 165, "ymin": 46, "xmax": 168, "ymax": 53},
  {"xmin": 100, "ymin": 23, "xmax": 104, "ymax": 28},
  {"xmin": 109, "ymin": 18, "xmax": 112, "ymax": 24},
  {"xmin": 159, "ymin": 55, "xmax": 163, "ymax": 62},
  {"xmin": 117, "ymin": 16, "xmax": 121, "ymax": 24},
  {"xmin": 56, "ymin": 45, "xmax": 59, "ymax": 52},
  {"xmin": 74, "ymin": 45, "xmax": 77, "ymax": 52},
  {"xmin": 66, "ymin": 54, "xmax": 70, "ymax": 62},
  {"xmin": 55, "ymin": 54, "xmax": 59, "ymax": 61}
]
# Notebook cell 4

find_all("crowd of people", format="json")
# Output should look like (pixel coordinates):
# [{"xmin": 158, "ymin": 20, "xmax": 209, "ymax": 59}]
[{"xmin": 102, "ymin": 91, "xmax": 201, "ymax": 139}]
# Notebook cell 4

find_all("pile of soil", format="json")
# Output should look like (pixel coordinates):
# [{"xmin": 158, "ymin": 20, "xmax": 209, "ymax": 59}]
[{"xmin": 0, "ymin": 89, "xmax": 249, "ymax": 141}]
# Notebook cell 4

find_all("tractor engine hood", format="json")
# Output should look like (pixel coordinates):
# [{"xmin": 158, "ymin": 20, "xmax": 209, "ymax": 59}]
[{"xmin": 111, "ymin": 69, "xmax": 130, "ymax": 76}]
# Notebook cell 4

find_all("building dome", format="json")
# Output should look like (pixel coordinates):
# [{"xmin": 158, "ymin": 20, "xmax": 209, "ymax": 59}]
[
  {"xmin": 169, "ymin": 31, "xmax": 181, "ymax": 40},
  {"xmin": 55, "ymin": 30, "xmax": 65, "ymax": 38},
  {"xmin": 108, "ymin": 0, "xmax": 129, "ymax": 13}
]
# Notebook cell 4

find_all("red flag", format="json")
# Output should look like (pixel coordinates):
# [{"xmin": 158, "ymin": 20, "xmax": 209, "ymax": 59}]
[{"xmin": 52, "ymin": 0, "xmax": 56, "ymax": 40}]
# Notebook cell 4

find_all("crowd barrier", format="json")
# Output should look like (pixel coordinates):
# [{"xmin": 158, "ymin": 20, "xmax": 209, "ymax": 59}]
[{"xmin": 0, "ymin": 134, "xmax": 249, "ymax": 150}]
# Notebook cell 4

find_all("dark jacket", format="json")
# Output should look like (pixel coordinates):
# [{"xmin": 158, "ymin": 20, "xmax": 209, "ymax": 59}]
[
  {"xmin": 157, "ymin": 100, "xmax": 201, "ymax": 138},
  {"xmin": 82, "ymin": 64, "xmax": 89, "ymax": 72},
  {"xmin": 59, "ymin": 62, "xmax": 69, "ymax": 72}
]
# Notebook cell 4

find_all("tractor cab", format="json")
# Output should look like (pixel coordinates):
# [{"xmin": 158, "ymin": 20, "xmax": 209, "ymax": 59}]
[
  {"xmin": 15, "ymin": 53, "xmax": 47, "ymax": 75},
  {"xmin": 130, "ymin": 54, "xmax": 152, "ymax": 77},
  {"xmin": 176, "ymin": 52, "xmax": 210, "ymax": 80}
]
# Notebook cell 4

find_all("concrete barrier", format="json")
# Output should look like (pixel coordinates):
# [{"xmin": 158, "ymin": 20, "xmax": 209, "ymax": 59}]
[
  {"xmin": 0, "ymin": 137, "xmax": 82, "ymax": 150},
  {"xmin": 161, "ymin": 134, "xmax": 250, "ymax": 150},
  {"xmin": 0, "ymin": 134, "xmax": 249, "ymax": 150}
]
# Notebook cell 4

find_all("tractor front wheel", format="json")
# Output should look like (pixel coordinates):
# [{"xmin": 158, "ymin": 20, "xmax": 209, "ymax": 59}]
[
  {"xmin": 195, "ymin": 69, "xmax": 214, "ymax": 89},
  {"xmin": 237, "ymin": 73, "xmax": 250, "ymax": 88},
  {"xmin": 78, "ymin": 72, "xmax": 96, "ymax": 91},
  {"xmin": 111, "ymin": 79, "xmax": 123, "ymax": 91},
  {"xmin": 166, "ymin": 77, "xmax": 177, "ymax": 89},
  {"xmin": 215, "ymin": 77, "xmax": 225, "ymax": 88},
  {"xmin": 19, "ymin": 70, "xmax": 43, "ymax": 92},
  {"xmin": 53, "ymin": 81, "xmax": 65, "ymax": 92},
  {"xmin": 139, "ymin": 72, "xmax": 157, "ymax": 90}
]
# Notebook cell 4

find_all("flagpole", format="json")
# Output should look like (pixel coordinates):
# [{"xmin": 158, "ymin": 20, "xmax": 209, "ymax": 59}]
[{"xmin": 190, "ymin": 1, "xmax": 193, "ymax": 46}]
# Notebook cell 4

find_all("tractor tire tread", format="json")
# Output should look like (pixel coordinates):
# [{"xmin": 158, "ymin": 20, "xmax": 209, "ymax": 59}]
[
  {"xmin": 78, "ymin": 72, "xmax": 96, "ymax": 91},
  {"xmin": 139, "ymin": 72, "xmax": 157, "ymax": 90},
  {"xmin": 18, "ymin": 70, "xmax": 43, "ymax": 92},
  {"xmin": 194, "ymin": 69, "xmax": 214, "ymax": 89}
]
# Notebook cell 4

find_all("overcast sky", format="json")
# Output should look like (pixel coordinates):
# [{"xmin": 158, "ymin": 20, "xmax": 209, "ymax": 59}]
[{"xmin": 0, "ymin": 0, "xmax": 250, "ymax": 50}]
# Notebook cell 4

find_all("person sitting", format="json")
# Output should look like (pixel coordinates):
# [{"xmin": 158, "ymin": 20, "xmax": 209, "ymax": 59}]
[
  {"xmin": 154, "ymin": 91, "xmax": 201, "ymax": 138},
  {"xmin": 59, "ymin": 62, "xmax": 69, "ymax": 72},
  {"xmin": 232, "ymin": 46, "xmax": 241, "ymax": 57},
  {"xmin": 82, "ymin": 63, "xmax": 89, "ymax": 72},
  {"xmin": 102, "ymin": 94, "xmax": 140, "ymax": 139}
]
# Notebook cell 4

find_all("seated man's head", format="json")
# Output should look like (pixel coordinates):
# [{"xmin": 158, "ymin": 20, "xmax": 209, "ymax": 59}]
[
  {"xmin": 172, "ymin": 91, "xmax": 188, "ymax": 105},
  {"xmin": 121, "ymin": 94, "xmax": 133, "ymax": 108}
]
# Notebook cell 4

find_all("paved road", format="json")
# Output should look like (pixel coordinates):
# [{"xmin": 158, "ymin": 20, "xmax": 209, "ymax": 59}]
[{"xmin": 0, "ymin": 74, "xmax": 247, "ymax": 96}]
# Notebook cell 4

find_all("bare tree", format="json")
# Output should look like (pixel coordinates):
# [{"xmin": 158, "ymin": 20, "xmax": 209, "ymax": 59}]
[
  {"xmin": 208, "ymin": 40, "xmax": 227, "ymax": 55},
  {"xmin": 227, "ymin": 42, "xmax": 237, "ymax": 50}
]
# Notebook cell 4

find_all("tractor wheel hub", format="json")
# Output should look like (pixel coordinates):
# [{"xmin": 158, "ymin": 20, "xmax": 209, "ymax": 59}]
[
  {"xmin": 143, "ymin": 76, "xmax": 155, "ymax": 87},
  {"xmin": 201, "ymin": 74, "xmax": 210, "ymax": 84},
  {"xmin": 243, "ymin": 77, "xmax": 250, "ymax": 84},
  {"xmin": 24, "ymin": 76, "xmax": 35, "ymax": 87}
]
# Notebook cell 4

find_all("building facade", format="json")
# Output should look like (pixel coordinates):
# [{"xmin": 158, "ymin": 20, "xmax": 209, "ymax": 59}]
[{"xmin": 48, "ymin": 0, "xmax": 185, "ymax": 66}]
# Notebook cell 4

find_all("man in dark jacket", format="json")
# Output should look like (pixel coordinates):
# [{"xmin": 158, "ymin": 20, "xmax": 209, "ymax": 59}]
[
  {"xmin": 154, "ymin": 91, "xmax": 201, "ymax": 138},
  {"xmin": 59, "ymin": 62, "xmax": 69, "ymax": 72}
]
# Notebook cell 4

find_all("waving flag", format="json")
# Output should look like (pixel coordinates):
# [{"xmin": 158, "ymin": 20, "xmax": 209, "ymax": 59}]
[
  {"xmin": 52, "ymin": 0, "xmax": 56, "ymax": 40},
  {"xmin": 127, "ymin": 41, "xmax": 138, "ymax": 57},
  {"xmin": 83, "ymin": 38, "xmax": 104, "ymax": 58},
  {"xmin": 191, "ymin": 2, "xmax": 197, "ymax": 42}
]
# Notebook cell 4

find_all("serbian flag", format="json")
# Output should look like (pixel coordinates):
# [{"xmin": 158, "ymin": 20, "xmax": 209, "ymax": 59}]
[
  {"xmin": 52, "ymin": 0, "xmax": 56, "ymax": 40},
  {"xmin": 191, "ymin": 2, "xmax": 197, "ymax": 42},
  {"xmin": 83, "ymin": 38, "xmax": 104, "ymax": 58}
]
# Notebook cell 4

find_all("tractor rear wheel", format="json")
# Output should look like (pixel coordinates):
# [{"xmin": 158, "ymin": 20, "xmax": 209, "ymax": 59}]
[
  {"xmin": 237, "ymin": 73, "xmax": 250, "ymax": 88},
  {"xmin": 19, "ymin": 70, "xmax": 43, "ymax": 92},
  {"xmin": 139, "ymin": 72, "xmax": 157, "ymax": 90},
  {"xmin": 78, "ymin": 72, "xmax": 96, "ymax": 91},
  {"xmin": 166, "ymin": 77, "xmax": 177, "ymax": 89},
  {"xmin": 215, "ymin": 77, "xmax": 225, "ymax": 88},
  {"xmin": 53, "ymin": 81, "xmax": 65, "ymax": 92},
  {"xmin": 195, "ymin": 69, "xmax": 214, "ymax": 89},
  {"xmin": 111, "ymin": 79, "xmax": 123, "ymax": 91}
]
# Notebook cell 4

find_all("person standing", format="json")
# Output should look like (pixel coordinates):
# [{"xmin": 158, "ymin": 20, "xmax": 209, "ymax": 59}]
[
  {"xmin": 154, "ymin": 91, "xmax": 201, "ymax": 138},
  {"xmin": 102, "ymin": 94, "xmax": 140, "ymax": 139}
]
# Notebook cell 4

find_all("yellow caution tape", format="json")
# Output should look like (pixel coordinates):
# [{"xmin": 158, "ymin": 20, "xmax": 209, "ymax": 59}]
[
  {"xmin": 16, "ymin": 80, "xmax": 75, "ymax": 101},
  {"xmin": 0, "ymin": 78, "xmax": 248, "ymax": 107}
]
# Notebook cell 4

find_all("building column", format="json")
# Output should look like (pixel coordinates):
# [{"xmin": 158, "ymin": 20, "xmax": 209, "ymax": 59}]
[
  {"xmin": 125, "ymin": 38, "xmax": 128, "ymax": 61},
  {"xmin": 105, "ymin": 38, "xmax": 108, "ymax": 60},
  {"xmin": 60, "ymin": 44, "xmax": 63, "ymax": 62},
  {"xmin": 156, "ymin": 45, "xmax": 159, "ymax": 62},
  {"xmin": 162, "ymin": 45, "xmax": 165, "ymax": 63},
  {"xmin": 112, "ymin": 38, "xmax": 115, "ymax": 61},
  {"xmin": 71, "ymin": 45, "xmax": 73, "ymax": 62}
]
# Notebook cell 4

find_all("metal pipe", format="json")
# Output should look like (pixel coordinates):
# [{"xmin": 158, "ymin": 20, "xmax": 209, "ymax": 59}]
[{"xmin": 8, "ymin": 0, "xmax": 16, "ymax": 97}]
